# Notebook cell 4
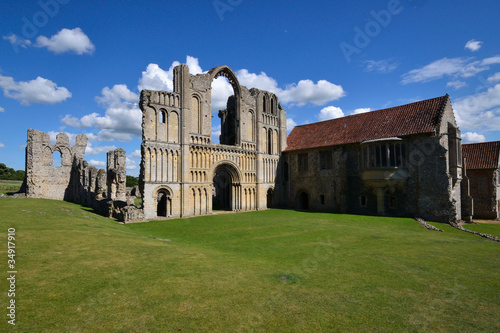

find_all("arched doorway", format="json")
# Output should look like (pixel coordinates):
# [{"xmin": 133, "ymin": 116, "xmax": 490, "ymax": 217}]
[
  {"xmin": 212, "ymin": 163, "xmax": 241, "ymax": 211},
  {"xmin": 267, "ymin": 188, "xmax": 274, "ymax": 208},
  {"xmin": 299, "ymin": 192, "xmax": 309, "ymax": 210},
  {"xmin": 157, "ymin": 188, "xmax": 172, "ymax": 217}
]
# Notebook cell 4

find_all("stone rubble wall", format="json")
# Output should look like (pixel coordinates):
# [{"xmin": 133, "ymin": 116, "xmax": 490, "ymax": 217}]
[{"xmin": 22, "ymin": 129, "xmax": 143, "ymax": 222}]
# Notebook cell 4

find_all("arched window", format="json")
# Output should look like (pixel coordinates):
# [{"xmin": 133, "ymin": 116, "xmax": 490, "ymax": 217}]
[
  {"xmin": 159, "ymin": 110, "xmax": 166, "ymax": 124},
  {"xmin": 268, "ymin": 129, "xmax": 273, "ymax": 154},
  {"xmin": 53, "ymin": 149, "xmax": 62, "ymax": 167},
  {"xmin": 262, "ymin": 95, "xmax": 267, "ymax": 113},
  {"xmin": 271, "ymin": 97, "xmax": 274, "ymax": 114}
]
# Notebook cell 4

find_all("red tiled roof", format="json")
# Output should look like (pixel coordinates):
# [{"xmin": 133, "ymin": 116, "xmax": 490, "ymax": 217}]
[
  {"xmin": 285, "ymin": 95, "xmax": 449, "ymax": 151},
  {"xmin": 462, "ymin": 141, "xmax": 500, "ymax": 169}
]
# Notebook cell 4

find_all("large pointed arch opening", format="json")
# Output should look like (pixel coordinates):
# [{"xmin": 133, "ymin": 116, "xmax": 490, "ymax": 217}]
[
  {"xmin": 211, "ymin": 162, "xmax": 241, "ymax": 211},
  {"xmin": 209, "ymin": 66, "xmax": 242, "ymax": 146}
]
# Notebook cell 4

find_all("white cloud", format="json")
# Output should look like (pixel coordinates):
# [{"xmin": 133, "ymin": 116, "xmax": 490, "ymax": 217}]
[
  {"xmin": 447, "ymin": 80, "xmax": 467, "ymax": 90},
  {"xmin": 62, "ymin": 84, "xmax": 141, "ymax": 141},
  {"xmin": 0, "ymin": 74, "xmax": 71, "ymax": 105},
  {"xmin": 47, "ymin": 131, "xmax": 79, "ymax": 145},
  {"xmin": 139, "ymin": 56, "xmax": 345, "ymax": 109},
  {"xmin": 462, "ymin": 132, "xmax": 486, "ymax": 144},
  {"xmin": 362, "ymin": 59, "xmax": 398, "ymax": 73},
  {"xmin": 138, "ymin": 56, "xmax": 203, "ymax": 92},
  {"xmin": 465, "ymin": 39, "xmax": 483, "ymax": 52},
  {"xmin": 129, "ymin": 149, "xmax": 141, "ymax": 159},
  {"xmin": 353, "ymin": 107, "xmax": 371, "ymax": 115},
  {"xmin": 18, "ymin": 145, "xmax": 26, "ymax": 149},
  {"xmin": 138, "ymin": 63, "xmax": 173, "ymax": 92},
  {"xmin": 3, "ymin": 34, "xmax": 31, "ymax": 49},
  {"xmin": 211, "ymin": 124, "xmax": 221, "ymax": 143},
  {"xmin": 279, "ymin": 80, "xmax": 345, "ymax": 106},
  {"xmin": 487, "ymin": 72, "xmax": 500, "ymax": 83},
  {"xmin": 317, "ymin": 106, "xmax": 344, "ymax": 121},
  {"xmin": 126, "ymin": 157, "xmax": 137, "ymax": 170},
  {"xmin": 0, "ymin": 142, "xmax": 5, "ymax": 148},
  {"xmin": 89, "ymin": 159, "xmax": 106, "ymax": 168},
  {"xmin": 35, "ymin": 28, "xmax": 95, "ymax": 55},
  {"xmin": 236, "ymin": 69, "xmax": 279, "ymax": 92},
  {"xmin": 85, "ymin": 142, "xmax": 118, "ymax": 155},
  {"xmin": 0, "ymin": 106, "xmax": 4, "ymax": 112},
  {"xmin": 286, "ymin": 118, "xmax": 297, "ymax": 133},
  {"xmin": 401, "ymin": 56, "xmax": 500, "ymax": 84},
  {"xmin": 453, "ymin": 83, "xmax": 500, "ymax": 131}
]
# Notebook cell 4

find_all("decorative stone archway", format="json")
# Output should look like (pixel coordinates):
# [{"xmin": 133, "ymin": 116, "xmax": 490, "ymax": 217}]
[
  {"xmin": 211, "ymin": 162, "xmax": 242, "ymax": 211},
  {"xmin": 155, "ymin": 187, "xmax": 173, "ymax": 217}
]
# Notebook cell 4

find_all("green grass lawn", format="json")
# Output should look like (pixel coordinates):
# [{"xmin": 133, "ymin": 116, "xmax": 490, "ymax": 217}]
[{"xmin": 0, "ymin": 198, "xmax": 499, "ymax": 332}]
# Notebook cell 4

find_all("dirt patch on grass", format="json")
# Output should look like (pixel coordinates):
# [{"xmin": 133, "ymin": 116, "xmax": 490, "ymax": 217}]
[{"xmin": 473, "ymin": 219, "xmax": 500, "ymax": 225}]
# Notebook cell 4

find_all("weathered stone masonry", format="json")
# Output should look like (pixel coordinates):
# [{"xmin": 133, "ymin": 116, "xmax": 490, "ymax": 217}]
[
  {"xmin": 139, "ymin": 64, "xmax": 287, "ymax": 219},
  {"xmin": 22, "ymin": 129, "xmax": 144, "ymax": 221}
]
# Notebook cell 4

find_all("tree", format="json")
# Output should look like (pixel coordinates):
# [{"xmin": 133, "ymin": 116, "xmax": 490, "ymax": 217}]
[
  {"xmin": 126, "ymin": 175, "xmax": 138, "ymax": 187},
  {"xmin": 0, "ymin": 163, "xmax": 25, "ymax": 181}
]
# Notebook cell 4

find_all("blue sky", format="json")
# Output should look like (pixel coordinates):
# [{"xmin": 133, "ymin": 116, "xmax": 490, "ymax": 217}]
[{"xmin": 1, "ymin": 0, "xmax": 499, "ymax": 176}]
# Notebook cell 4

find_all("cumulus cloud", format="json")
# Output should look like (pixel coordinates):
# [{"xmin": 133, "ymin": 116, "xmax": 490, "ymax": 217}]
[
  {"xmin": 35, "ymin": 28, "xmax": 95, "ymax": 55},
  {"xmin": 453, "ymin": 83, "xmax": 500, "ymax": 131},
  {"xmin": 129, "ymin": 149, "xmax": 141, "ymax": 159},
  {"xmin": 236, "ymin": 69, "xmax": 279, "ymax": 92},
  {"xmin": 138, "ymin": 56, "xmax": 345, "ymax": 108},
  {"xmin": 3, "ymin": 34, "xmax": 31, "ymax": 49},
  {"xmin": 362, "ymin": 59, "xmax": 398, "ymax": 73},
  {"xmin": 85, "ymin": 142, "xmax": 118, "ymax": 155},
  {"xmin": 138, "ymin": 55, "xmax": 202, "ymax": 92},
  {"xmin": 47, "ymin": 131, "xmax": 78, "ymax": 145},
  {"xmin": 126, "ymin": 157, "xmax": 138, "ymax": 170},
  {"xmin": 211, "ymin": 124, "xmax": 221, "ymax": 143},
  {"xmin": 0, "ymin": 142, "xmax": 5, "ymax": 148},
  {"xmin": 447, "ymin": 80, "xmax": 467, "ymax": 90},
  {"xmin": 287, "ymin": 118, "xmax": 297, "ymax": 133},
  {"xmin": 317, "ymin": 106, "xmax": 344, "ymax": 121},
  {"xmin": 0, "ymin": 74, "xmax": 71, "ymax": 105},
  {"xmin": 89, "ymin": 159, "xmax": 106, "ymax": 168},
  {"xmin": 465, "ymin": 39, "xmax": 483, "ymax": 52},
  {"xmin": 352, "ymin": 107, "xmax": 371, "ymax": 115},
  {"xmin": 462, "ymin": 132, "xmax": 486, "ymax": 144},
  {"xmin": 487, "ymin": 72, "xmax": 500, "ymax": 83},
  {"xmin": 401, "ymin": 56, "xmax": 500, "ymax": 84},
  {"xmin": 62, "ymin": 84, "xmax": 141, "ymax": 141},
  {"xmin": 0, "ymin": 106, "xmax": 4, "ymax": 112},
  {"xmin": 279, "ymin": 80, "xmax": 345, "ymax": 106}
]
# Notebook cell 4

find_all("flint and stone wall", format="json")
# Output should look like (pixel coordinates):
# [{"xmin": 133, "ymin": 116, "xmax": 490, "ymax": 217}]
[{"xmin": 22, "ymin": 129, "xmax": 143, "ymax": 222}]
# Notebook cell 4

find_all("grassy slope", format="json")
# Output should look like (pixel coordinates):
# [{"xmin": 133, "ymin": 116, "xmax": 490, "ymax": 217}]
[{"xmin": 0, "ymin": 198, "xmax": 499, "ymax": 332}]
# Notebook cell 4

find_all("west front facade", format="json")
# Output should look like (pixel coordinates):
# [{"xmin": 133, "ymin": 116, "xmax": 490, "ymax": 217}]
[
  {"xmin": 139, "ymin": 64, "xmax": 287, "ymax": 219},
  {"xmin": 282, "ymin": 95, "xmax": 471, "ymax": 223}
]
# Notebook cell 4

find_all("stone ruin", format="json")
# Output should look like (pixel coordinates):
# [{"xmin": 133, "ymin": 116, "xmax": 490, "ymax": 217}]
[{"xmin": 19, "ymin": 129, "xmax": 144, "ymax": 222}]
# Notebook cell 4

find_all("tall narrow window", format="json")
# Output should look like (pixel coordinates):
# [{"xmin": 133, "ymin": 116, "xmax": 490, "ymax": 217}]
[
  {"xmin": 268, "ymin": 129, "xmax": 273, "ymax": 154},
  {"xmin": 52, "ymin": 150, "xmax": 62, "ymax": 167},
  {"xmin": 159, "ymin": 110, "xmax": 166, "ymax": 124},
  {"xmin": 262, "ymin": 96, "xmax": 267, "ymax": 113}
]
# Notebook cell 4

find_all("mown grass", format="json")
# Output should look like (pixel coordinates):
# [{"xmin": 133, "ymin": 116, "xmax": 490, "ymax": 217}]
[{"xmin": 0, "ymin": 198, "xmax": 499, "ymax": 332}]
